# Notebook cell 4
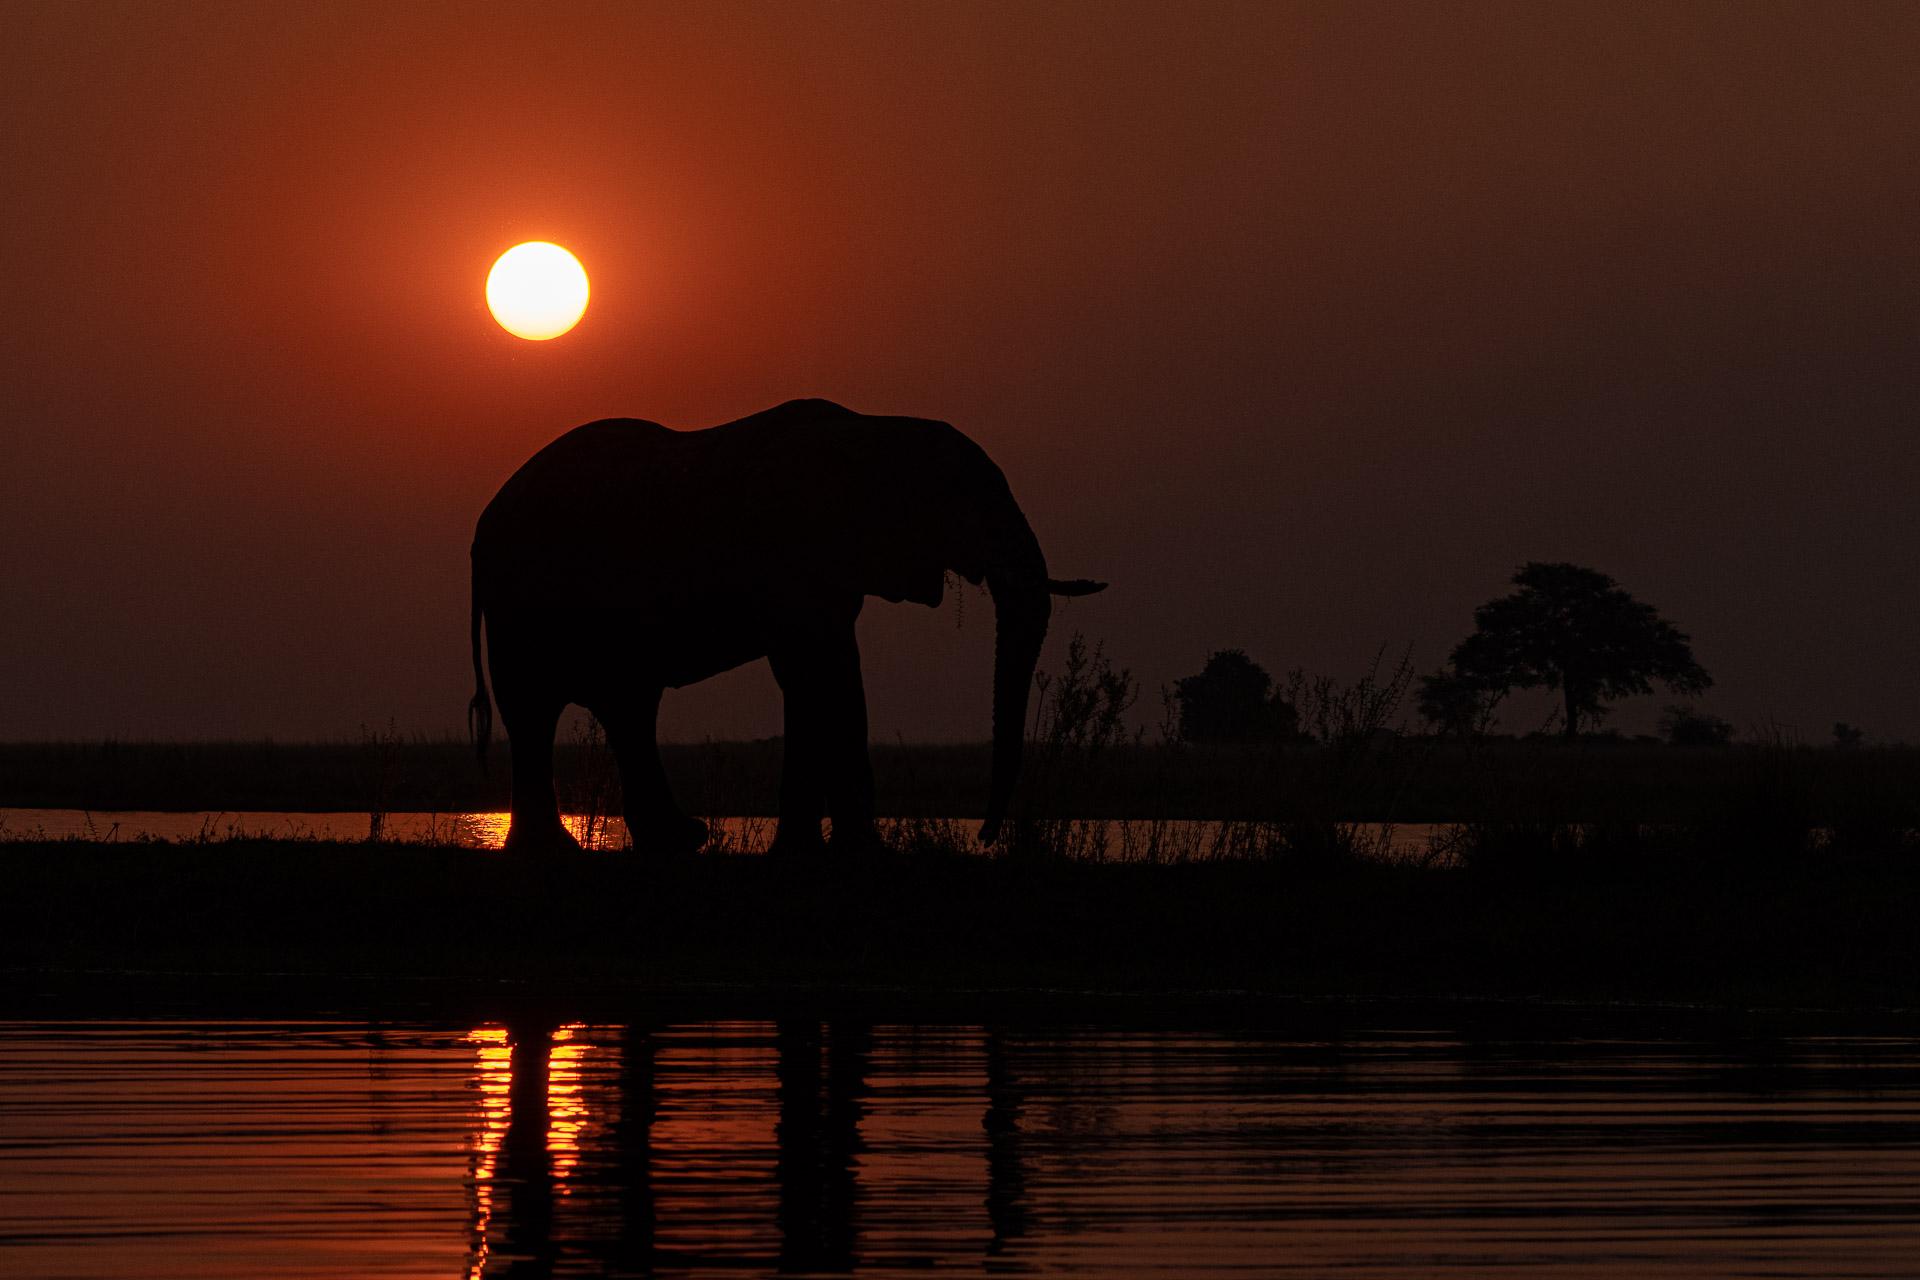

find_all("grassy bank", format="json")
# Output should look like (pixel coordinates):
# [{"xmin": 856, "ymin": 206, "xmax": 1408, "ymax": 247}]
[{"xmin": 6, "ymin": 837, "xmax": 1918, "ymax": 1015}]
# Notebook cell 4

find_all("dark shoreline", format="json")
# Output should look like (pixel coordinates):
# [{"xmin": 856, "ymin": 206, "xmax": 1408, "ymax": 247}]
[
  {"xmin": 6, "ymin": 738, "xmax": 1919, "ymax": 824},
  {"xmin": 16, "ymin": 972, "xmax": 1918, "ymax": 1042},
  {"xmin": 7, "ymin": 839, "xmax": 1917, "ymax": 1024}
]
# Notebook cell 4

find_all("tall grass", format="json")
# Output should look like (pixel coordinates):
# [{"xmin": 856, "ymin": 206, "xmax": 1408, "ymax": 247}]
[
  {"xmin": 993, "ymin": 637, "xmax": 1424, "ymax": 865},
  {"xmin": 1258, "ymin": 648, "xmax": 1420, "ymax": 864},
  {"xmin": 1006, "ymin": 634, "xmax": 1139, "ymax": 859}
]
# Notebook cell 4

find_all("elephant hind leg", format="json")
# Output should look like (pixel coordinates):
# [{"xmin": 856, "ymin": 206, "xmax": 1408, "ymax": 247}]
[
  {"xmin": 595, "ymin": 691, "xmax": 706, "ymax": 856},
  {"xmin": 500, "ymin": 693, "xmax": 579, "ymax": 855}
]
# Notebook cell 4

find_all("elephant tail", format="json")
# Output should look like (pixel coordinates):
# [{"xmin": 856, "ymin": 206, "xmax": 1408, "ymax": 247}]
[{"xmin": 466, "ymin": 562, "xmax": 492, "ymax": 772}]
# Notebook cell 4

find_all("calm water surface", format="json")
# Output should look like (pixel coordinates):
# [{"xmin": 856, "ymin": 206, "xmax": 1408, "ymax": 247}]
[{"xmin": 3, "ymin": 1020, "xmax": 1920, "ymax": 1277}]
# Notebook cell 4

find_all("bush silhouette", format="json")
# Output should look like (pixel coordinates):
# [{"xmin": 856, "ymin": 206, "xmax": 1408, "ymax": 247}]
[
  {"xmin": 1416, "ymin": 667, "xmax": 1501, "ymax": 736},
  {"xmin": 1659, "ymin": 704, "xmax": 1733, "ymax": 746},
  {"xmin": 1173, "ymin": 650, "xmax": 1300, "ymax": 743}
]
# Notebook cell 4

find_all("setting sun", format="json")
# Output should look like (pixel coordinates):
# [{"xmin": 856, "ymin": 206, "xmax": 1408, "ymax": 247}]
[{"xmin": 486, "ymin": 242, "xmax": 589, "ymax": 341}]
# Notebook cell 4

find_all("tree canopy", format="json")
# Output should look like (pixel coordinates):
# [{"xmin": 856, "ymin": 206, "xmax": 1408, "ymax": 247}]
[{"xmin": 1441, "ymin": 562, "xmax": 1710, "ymax": 737}]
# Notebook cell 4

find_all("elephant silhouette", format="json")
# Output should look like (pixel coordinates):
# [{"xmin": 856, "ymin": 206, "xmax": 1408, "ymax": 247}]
[{"xmin": 468, "ymin": 399, "xmax": 1105, "ymax": 855}]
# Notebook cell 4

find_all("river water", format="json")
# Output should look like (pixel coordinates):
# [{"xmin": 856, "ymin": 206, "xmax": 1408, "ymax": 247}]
[{"xmin": 4, "ymin": 1019, "xmax": 1920, "ymax": 1277}]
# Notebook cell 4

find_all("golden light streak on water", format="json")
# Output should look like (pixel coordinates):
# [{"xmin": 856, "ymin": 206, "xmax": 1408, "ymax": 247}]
[
  {"xmin": 547, "ymin": 1024, "xmax": 592, "ymax": 1189},
  {"xmin": 464, "ymin": 813, "xmax": 512, "ymax": 848},
  {"xmin": 464, "ymin": 1027, "xmax": 512, "ymax": 1280}
]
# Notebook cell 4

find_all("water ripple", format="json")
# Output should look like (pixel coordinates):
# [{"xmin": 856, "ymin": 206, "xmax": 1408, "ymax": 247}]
[{"xmin": 3, "ymin": 1022, "xmax": 1920, "ymax": 1276}]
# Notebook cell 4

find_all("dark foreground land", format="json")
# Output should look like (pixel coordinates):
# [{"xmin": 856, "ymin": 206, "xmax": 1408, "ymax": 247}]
[
  {"xmin": 7, "ymin": 838, "xmax": 1919, "ymax": 1020},
  {"xmin": 9, "ymin": 736, "xmax": 1920, "ymax": 1021}
]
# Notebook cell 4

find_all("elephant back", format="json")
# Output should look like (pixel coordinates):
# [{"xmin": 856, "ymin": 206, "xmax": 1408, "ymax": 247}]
[{"xmin": 471, "ymin": 402, "xmax": 1022, "ymax": 613}]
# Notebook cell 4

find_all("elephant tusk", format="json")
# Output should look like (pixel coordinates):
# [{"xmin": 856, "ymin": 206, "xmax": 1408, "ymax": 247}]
[{"xmin": 1046, "ymin": 578, "xmax": 1108, "ymax": 597}]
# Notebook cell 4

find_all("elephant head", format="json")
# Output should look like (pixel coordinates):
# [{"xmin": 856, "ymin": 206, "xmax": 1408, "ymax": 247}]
[{"xmin": 842, "ymin": 415, "xmax": 1106, "ymax": 844}]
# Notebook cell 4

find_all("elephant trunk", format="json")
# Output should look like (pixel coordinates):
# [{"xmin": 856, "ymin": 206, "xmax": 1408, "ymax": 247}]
[{"xmin": 979, "ymin": 564, "xmax": 1051, "ymax": 847}]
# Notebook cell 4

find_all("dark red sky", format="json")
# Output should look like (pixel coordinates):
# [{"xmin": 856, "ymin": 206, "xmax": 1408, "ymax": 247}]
[{"xmin": 4, "ymin": 1, "xmax": 1917, "ymax": 742}]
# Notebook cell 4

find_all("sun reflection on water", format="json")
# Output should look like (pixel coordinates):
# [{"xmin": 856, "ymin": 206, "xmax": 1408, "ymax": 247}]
[
  {"xmin": 547, "ymin": 1023, "xmax": 591, "ymax": 1188},
  {"xmin": 464, "ymin": 1021, "xmax": 598, "ymax": 1274},
  {"xmin": 464, "ymin": 1027, "xmax": 512, "ymax": 1280}
]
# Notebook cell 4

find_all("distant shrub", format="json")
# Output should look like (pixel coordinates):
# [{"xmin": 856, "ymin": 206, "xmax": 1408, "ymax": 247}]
[
  {"xmin": 1416, "ymin": 667, "xmax": 1501, "ymax": 737},
  {"xmin": 1173, "ymin": 650, "xmax": 1299, "ymax": 744},
  {"xmin": 1659, "ymin": 705, "xmax": 1733, "ymax": 747}
]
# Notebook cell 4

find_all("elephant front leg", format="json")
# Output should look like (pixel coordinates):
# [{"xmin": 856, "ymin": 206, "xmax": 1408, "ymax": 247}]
[
  {"xmin": 769, "ymin": 651, "xmax": 829, "ymax": 857},
  {"xmin": 824, "ymin": 656, "xmax": 878, "ymax": 852},
  {"xmin": 769, "ymin": 623, "xmax": 878, "ymax": 857},
  {"xmin": 596, "ymin": 691, "xmax": 707, "ymax": 856}
]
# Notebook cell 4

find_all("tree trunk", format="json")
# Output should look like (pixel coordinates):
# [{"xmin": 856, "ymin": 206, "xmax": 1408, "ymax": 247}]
[{"xmin": 1562, "ymin": 681, "xmax": 1580, "ymax": 738}]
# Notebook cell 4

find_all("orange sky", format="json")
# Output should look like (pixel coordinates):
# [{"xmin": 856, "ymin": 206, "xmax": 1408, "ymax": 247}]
[{"xmin": 4, "ymin": 2, "xmax": 1918, "ymax": 740}]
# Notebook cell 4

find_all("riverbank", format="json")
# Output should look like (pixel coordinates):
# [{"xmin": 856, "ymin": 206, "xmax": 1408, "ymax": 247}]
[
  {"xmin": 6, "ymin": 839, "xmax": 1917, "ymax": 1018},
  {"xmin": 5, "ymin": 738, "xmax": 1917, "ymax": 828}
]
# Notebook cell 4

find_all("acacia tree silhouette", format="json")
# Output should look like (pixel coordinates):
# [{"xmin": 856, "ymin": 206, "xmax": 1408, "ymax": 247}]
[{"xmin": 1440, "ymin": 562, "xmax": 1710, "ymax": 738}]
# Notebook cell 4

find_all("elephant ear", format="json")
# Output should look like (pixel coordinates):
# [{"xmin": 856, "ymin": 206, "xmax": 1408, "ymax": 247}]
[
  {"xmin": 858, "ymin": 477, "xmax": 951, "ymax": 606},
  {"xmin": 868, "ymin": 561, "xmax": 948, "ymax": 606},
  {"xmin": 824, "ymin": 417, "xmax": 971, "ymax": 608}
]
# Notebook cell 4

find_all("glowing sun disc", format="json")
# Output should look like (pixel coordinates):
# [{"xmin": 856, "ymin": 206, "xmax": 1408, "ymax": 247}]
[{"xmin": 486, "ymin": 242, "xmax": 589, "ymax": 340}]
